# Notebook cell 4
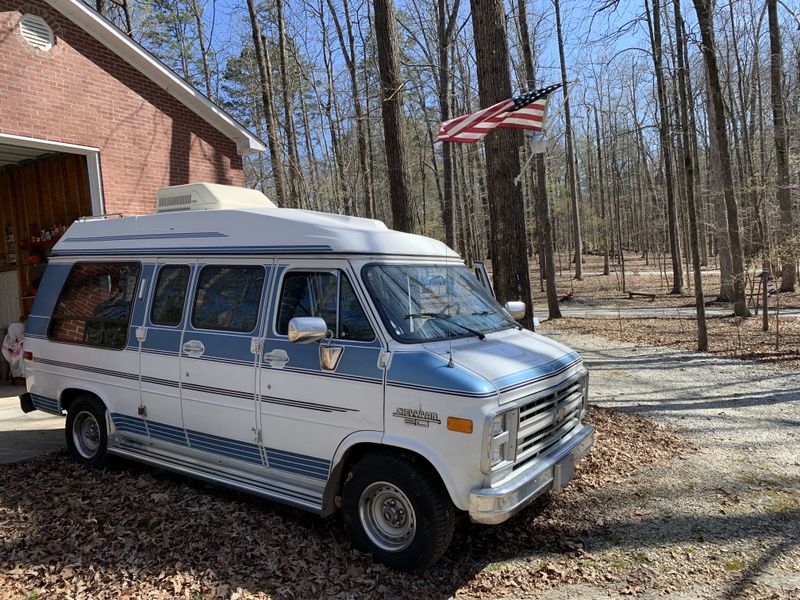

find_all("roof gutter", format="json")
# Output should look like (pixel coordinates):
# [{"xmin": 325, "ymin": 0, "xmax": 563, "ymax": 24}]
[{"xmin": 45, "ymin": 0, "xmax": 266, "ymax": 156}]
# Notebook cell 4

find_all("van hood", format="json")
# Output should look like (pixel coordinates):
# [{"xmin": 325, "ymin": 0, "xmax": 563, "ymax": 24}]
[{"xmin": 429, "ymin": 329, "xmax": 583, "ymax": 403}]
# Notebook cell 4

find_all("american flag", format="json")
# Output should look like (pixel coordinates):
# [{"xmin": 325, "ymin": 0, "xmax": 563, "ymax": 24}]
[{"xmin": 436, "ymin": 83, "xmax": 562, "ymax": 144}]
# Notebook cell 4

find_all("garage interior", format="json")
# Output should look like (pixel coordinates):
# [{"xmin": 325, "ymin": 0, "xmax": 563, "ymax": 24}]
[{"xmin": 0, "ymin": 145, "xmax": 92, "ymax": 334}]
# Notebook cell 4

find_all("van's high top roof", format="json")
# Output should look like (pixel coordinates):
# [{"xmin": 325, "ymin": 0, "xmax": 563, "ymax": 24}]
[{"xmin": 52, "ymin": 208, "xmax": 456, "ymax": 258}]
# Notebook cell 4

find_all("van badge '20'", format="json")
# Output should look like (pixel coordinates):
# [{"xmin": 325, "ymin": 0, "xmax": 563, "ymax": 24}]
[{"xmin": 393, "ymin": 407, "xmax": 441, "ymax": 427}]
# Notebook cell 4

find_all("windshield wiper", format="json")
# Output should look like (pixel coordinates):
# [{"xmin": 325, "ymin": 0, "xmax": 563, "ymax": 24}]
[{"xmin": 405, "ymin": 312, "xmax": 486, "ymax": 340}]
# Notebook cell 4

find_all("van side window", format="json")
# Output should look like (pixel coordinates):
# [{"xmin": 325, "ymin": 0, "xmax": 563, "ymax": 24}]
[
  {"xmin": 150, "ymin": 265, "xmax": 190, "ymax": 326},
  {"xmin": 277, "ymin": 271, "xmax": 374, "ymax": 341},
  {"xmin": 192, "ymin": 265, "xmax": 265, "ymax": 332},
  {"xmin": 49, "ymin": 262, "xmax": 140, "ymax": 349}
]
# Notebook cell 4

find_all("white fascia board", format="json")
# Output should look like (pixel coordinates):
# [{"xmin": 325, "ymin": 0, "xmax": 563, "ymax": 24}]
[{"xmin": 44, "ymin": 0, "xmax": 266, "ymax": 156}]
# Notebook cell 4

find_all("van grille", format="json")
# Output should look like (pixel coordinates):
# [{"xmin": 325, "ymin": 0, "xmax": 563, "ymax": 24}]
[{"xmin": 513, "ymin": 377, "xmax": 585, "ymax": 469}]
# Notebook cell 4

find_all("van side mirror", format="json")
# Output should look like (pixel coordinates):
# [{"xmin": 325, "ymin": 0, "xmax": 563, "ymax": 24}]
[
  {"xmin": 504, "ymin": 301, "xmax": 526, "ymax": 320},
  {"xmin": 287, "ymin": 317, "xmax": 328, "ymax": 343}
]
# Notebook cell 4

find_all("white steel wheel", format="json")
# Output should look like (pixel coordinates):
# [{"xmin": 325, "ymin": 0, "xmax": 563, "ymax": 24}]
[
  {"xmin": 72, "ymin": 410, "xmax": 101, "ymax": 459},
  {"xmin": 341, "ymin": 453, "xmax": 455, "ymax": 571},
  {"xmin": 358, "ymin": 481, "xmax": 417, "ymax": 552},
  {"xmin": 65, "ymin": 395, "xmax": 109, "ymax": 468}
]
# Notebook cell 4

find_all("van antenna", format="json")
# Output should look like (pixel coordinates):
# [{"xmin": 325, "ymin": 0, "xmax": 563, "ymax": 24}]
[{"xmin": 446, "ymin": 243, "xmax": 454, "ymax": 368}]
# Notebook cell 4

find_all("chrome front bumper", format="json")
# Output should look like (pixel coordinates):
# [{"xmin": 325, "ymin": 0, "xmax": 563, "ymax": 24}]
[{"xmin": 468, "ymin": 424, "xmax": 594, "ymax": 525}]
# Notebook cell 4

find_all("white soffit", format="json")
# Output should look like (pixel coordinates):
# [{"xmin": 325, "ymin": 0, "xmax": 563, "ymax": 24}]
[{"xmin": 43, "ymin": 0, "xmax": 266, "ymax": 156}]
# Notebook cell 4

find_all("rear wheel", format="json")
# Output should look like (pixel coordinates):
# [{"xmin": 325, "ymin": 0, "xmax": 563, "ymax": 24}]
[
  {"xmin": 341, "ymin": 453, "xmax": 454, "ymax": 571},
  {"xmin": 65, "ymin": 395, "xmax": 108, "ymax": 468}
]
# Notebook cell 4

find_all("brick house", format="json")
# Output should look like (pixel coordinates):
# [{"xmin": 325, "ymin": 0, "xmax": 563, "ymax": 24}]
[{"xmin": 0, "ymin": 0, "xmax": 264, "ymax": 324}]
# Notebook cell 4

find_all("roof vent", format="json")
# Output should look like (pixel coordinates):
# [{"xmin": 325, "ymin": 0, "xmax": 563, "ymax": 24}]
[{"xmin": 19, "ymin": 14, "xmax": 54, "ymax": 51}]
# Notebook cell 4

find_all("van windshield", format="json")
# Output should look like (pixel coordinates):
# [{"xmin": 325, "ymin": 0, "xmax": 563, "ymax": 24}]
[{"xmin": 362, "ymin": 264, "xmax": 519, "ymax": 343}]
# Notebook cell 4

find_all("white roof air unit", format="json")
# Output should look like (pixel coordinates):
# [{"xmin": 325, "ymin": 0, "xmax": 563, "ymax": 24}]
[{"xmin": 155, "ymin": 183, "xmax": 277, "ymax": 213}]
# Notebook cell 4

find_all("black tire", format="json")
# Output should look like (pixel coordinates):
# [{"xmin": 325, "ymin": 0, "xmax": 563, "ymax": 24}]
[
  {"xmin": 65, "ymin": 395, "xmax": 108, "ymax": 468},
  {"xmin": 341, "ymin": 452, "xmax": 455, "ymax": 571}
]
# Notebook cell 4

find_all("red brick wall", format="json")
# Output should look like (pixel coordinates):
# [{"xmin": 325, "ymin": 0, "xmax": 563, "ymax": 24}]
[{"xmin": 0, "ymin": 1, "xmax": 246, "ymax": 216}]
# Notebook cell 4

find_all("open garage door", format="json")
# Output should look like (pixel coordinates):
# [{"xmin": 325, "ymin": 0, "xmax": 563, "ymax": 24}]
[{"xmin": 0, "ymin": 143, "xmax": 95, "ymax": 324}]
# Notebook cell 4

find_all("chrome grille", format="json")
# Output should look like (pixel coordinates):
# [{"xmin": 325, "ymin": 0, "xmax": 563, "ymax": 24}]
[{"xmin": 513, "ymin": 377, "xmax": 585, "ymax": 469}]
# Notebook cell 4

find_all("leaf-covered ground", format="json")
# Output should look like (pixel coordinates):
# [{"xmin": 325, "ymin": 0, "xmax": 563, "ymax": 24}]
[{"xmin": 0, "ymin": 407, "xmax": 687, "ymax": 599}]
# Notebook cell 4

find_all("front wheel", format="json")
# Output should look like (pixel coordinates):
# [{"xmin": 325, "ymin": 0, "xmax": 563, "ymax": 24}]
[
  {"xmin": 65, "ymin": 395, "xmax": 108, "ymax": 468},
  {"xmin": 341, "ymin": 453, "xmax": 455, "ymax": 571}
]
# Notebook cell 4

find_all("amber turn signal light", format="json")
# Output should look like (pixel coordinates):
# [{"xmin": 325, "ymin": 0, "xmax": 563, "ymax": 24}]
[{"xmin": 447, "ymin": 416, "xmax": 473, "ymax": 434}]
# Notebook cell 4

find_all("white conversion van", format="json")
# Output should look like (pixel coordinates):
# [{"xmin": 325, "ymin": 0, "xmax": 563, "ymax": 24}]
[{"xmin": 20, "ymin": 185, "xmax": 593, "ymax": 570}]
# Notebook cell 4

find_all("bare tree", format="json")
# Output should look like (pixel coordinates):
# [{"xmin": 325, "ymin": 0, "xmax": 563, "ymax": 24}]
[
  {"xmin": 553, "ymin": 0, "xmax": 582, "ymax": 280},
  {"xmin": 517, "ymin": 0, "xmax": 560, "ymax": 318},
  {"xmin": 373, "ymin": 0, "xmax": 414, "ymax": 232},
  {"xmin": 645, "ymin": 0, "xmax": 683, "ymax": 294},
  {"xmin": 769, "ymin": 0, "xmax": 796, "ymax": 291},
  {"xmin": 675, "ymin": 0, "xmax": 707, "ymax": 349},
  {"xmin": 469, "ymin": 0, "xmax": 534, "ymax": 329},
  {"xmin": 245, "ymin": 0, "xmax": 287, "ymax": 204},
  {"xmin": 692, "ymin": 0, "xmax": 751, "ymax": 317}
]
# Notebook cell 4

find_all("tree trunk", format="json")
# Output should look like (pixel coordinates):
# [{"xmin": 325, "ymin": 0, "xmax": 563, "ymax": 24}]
[
  {"xmin": 373, "ymin": 0, "xmax": 414, "ymax": 232},
  {"xmin": 517, "ymin": 0, "xmax": 559, "ymax": 317},
  {"xmin": 675, "ymin": 0, "xmax": 707, "ymax": 350},
  {"xmin": 328, "ymin": 0, "xmax": 375, "ymax": 219},
  {"xmin": 469, "ymin": 0, "xmax": 534, "ymax": 329},
  {"xmin": 553, "ymin": 0, "xmax": 582, "ymax": 280},
  {"xmin": 276, "ymin": 0, "xmax": 305, "ymax": 209},
  {"xmin": 245, "ymin": 0, "xmax": 286, "ymax": 204},
  {"xmin": 437, "ymin": 0, "xmax": 460, "ymax": 248},
  {"xmin": 189, "ymin": 0, "xmax": 213, "ymax": 99},
  {"xmin": 692, "ymin": 0, "xmax": 750, "ymax": 316},
  {"xmin": 768, "ymin": 0, "xmax": 795, "ymax": 291},
  {"xmin": 646, "ymin": 0, "xmax": 683, "ymax": 294}
]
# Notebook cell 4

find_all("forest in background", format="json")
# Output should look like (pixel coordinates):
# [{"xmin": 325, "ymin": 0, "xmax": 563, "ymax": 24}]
[{"xmin": 89, "ymin": 0, "xmax": 799, "ymax": 323}]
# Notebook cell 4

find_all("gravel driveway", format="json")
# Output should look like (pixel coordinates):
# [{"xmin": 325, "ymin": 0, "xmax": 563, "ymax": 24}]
[{"xmin": 537, "ymin": 329, "xmax": 800, "ymax": 599}]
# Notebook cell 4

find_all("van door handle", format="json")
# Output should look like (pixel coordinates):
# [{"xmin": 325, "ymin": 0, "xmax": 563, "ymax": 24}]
[{"xmin": 182, "ymin": 340, "xmax": 205, "ymax": 357}]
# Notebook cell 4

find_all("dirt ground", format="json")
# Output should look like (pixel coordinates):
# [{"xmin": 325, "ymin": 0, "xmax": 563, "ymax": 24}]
[
  {"xmin": 528, "ymin": 251, "xmax": 800, "ymax": 312},
  {"xmin": 529, "ymin": 251, "xmax": 800, "ymax": 368}
]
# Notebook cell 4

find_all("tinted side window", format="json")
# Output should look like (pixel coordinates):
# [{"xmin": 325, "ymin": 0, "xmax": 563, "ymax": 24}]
[
  {"xmin": 277, "ymin": 272, "xmax": 337, "ymax": 334},
  {"xmin": 338, "ymin": 276, "xmax": 374, "ymax": 341},
  {"xmin": 49, "ymin": 262, "xmax": 140, "ymax": 349},
  {"xmin": 277, "ymin": 271, "xmax": 374, "ymax": 341},
  {"xmin": 150, "ymin": 265, "xmax": 190, "ymax": 326},
  {"xmin": 192, "ymin": 265, "xmax": 264, "ymax": 332}
]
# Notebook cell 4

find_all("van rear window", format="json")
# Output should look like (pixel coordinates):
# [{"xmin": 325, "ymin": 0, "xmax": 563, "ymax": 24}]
[{"xmin": 49, "ymin": 262, "xmax": 140, "ymax": 349}]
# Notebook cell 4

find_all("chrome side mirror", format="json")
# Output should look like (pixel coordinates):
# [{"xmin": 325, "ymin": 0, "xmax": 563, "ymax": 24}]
[
  {"xmin": 504, "ymin": 301, "xmax": 526, "ymax": 320},
  {"xmin": 287, "ymin": 317, "xmax": 328, "ymax": 343}
]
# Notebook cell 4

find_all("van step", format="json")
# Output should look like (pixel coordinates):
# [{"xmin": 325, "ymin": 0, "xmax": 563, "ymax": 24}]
[{"xmin": 108, "ymin": 443, "xmax": 324, "ymax": 513}]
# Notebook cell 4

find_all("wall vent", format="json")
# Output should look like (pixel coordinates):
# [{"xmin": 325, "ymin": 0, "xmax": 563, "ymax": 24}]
[{"xmin": 19, "ymin": 14, "xmax": 54, "ymax": 51}]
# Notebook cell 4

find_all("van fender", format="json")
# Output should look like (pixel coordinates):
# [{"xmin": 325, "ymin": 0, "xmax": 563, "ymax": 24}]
[
  {"xmin": 58, "ymin": 381, "xmax": 113, "ymax": 417},
  {"xmin": 326, "ymin": 430, "xmax": 469, "ymax": 513}
]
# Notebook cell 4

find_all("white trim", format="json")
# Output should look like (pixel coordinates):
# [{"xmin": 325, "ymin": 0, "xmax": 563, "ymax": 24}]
[
  {"xmin": 0, "ymin": 133, "xmax": 105, "ymax": 216},
  {"xmin": 42, "ymin": 0, "xmax": 265, "ymax": 156}
]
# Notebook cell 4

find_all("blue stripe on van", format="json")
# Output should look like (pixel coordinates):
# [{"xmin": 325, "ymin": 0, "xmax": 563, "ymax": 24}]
[
  {"xmin": 266, "ymin": 448, "xmax": 330, "ymax": 480},
  {"xmin": 492, "ymin": 351, "xmax": 582, "ymax": 393},
  {"xmin": 387, "ymin": 352, "xmax": 498, "ymax": 399},
  {"xmin": 31, "ymin": 394, "xmax": 60, "ymax": 415},
  {"xmin": 109, "ymin": 414, "xmax": 327, "ymax": 475},
  {"xmin": 63, "ymin": 232, "xmax": 228, "ymax": 243},
  {"xmin": 51, "ymin": 245, "xmax": 334, "ymax": 257}
]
